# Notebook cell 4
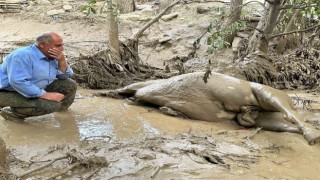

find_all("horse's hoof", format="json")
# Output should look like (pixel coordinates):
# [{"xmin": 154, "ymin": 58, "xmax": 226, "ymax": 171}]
[
  {"xmin": 160, "ymin": 106, "xmax": 180, "ymax": 116},
  {"xmin": 303, "ymin": 128, "xmax": 320, "ymax": 145},
  {"xmin": 237, "ymin": 113, "xmax": 256, "ymax": 127},
  {"xmin": 125, "ymin": 97, "xmax": 138, "ymax": 105},
  {"xmin": 159, "ymin": 106, "xmax": 188, "ymax": 119}
]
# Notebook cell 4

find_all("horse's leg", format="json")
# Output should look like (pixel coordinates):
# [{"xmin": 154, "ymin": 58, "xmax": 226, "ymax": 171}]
[
  {"xmin": 251, "ymin": 84, "xmax": 320, "ymax": 145},
  {"xmin": 255, "ymin": 112, "xmax": 301, "ymax": 134}
]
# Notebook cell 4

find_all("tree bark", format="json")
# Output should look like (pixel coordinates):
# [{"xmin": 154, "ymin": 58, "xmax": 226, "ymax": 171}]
[
  {"xmin": 247, "ymin": 0, "xmax": 283, "ymax": 55},
  {"xmin": 223, "ymin": 0, "xmax": 243, "ymax": 45},
  {"xmin": 227, "ymin": 1, "xmax": 284, "ymax": 86},
  {"xmin": 112, "ymin": 0, "xmax": 135, "ymax": 14},
  {"xmin": 107, "ymin": 1, "xmax": 120, "ymax": 58},
  {"xmin": 276, "ymin": 9, "xmax": 301, "ymax": 54}
]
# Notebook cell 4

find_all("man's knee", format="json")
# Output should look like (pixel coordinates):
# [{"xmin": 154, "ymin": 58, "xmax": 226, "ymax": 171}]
[
  {"xmin": 64, "ymin": 78, "xmax": 77, "ymax": 90},
  {"xmin": 46, "ymin": 78, "xmax": 77, "ymax": 95}
]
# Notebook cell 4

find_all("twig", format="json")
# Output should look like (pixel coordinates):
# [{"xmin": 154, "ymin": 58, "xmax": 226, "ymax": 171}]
[
  {"xmin": 245, "ymin": 127, "xmax": 262, "ymax": 139},
  {"xmin": 269, "ymin": 24, "xmax": 320, "ymax": 39},
  {"xmin": 83, "ymin": 167, "xmax": 102, "ymax": 180},
  {"xmin": 84, "ymin": 135, "xmax": 112, "ymax": 141},
  {"xmin": 47, "ymin": 162, "xmax": 81, "ymax": 179},
  {"xmin": 150, "ymin": 165, "xmax": 161, "ymax": 179},
  {"xmin": 17, "ymin": 155, "xmax": 68, "ymax": 178},
  {"xmin": 131, "ymin": 0, "xmax": 181, "ymax": 41},
  {"xmin": 145, "ymin": 45, "xmax": 158, "ymax": 62}
]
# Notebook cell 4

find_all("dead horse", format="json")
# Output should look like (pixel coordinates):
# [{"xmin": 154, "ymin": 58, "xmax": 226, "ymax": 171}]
[{"xmin": 115, "ymin": 72, "xmax": 320, "ymax": 145}]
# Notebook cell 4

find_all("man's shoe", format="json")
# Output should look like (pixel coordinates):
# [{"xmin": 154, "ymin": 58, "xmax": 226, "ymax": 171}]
[{"xmin": 0, "ymin": 107, "xmax": 25, "ymax": 121}]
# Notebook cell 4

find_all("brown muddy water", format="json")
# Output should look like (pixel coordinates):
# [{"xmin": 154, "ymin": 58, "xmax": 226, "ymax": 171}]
[
  {"xmin": 0, "ymin": 88, "xmax": 236, "ymax": 147},
  {"xmin": 1, "ymin": 88, "xmax": 320, "ymax": 179}
]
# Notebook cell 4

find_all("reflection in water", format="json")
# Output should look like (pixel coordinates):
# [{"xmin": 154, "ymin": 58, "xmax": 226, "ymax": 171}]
[
  {"xmin": 0, "ymin": 111, "xmax": 79, "ymax": 147},
  {"xmin": 142, "ymin": 119, "xmax": 161, "ymax": 135},
  {"xmin": 78, "ymin": 119, "xmax": 114, "ymax": 140},
  {"xmin": 74, "ymin": 97, "xmax": 234, "ymax": 141},
  {"xmin": 1, "ymin": 94, "xmax": 236, "ymax": 147},
  {"xmin": 4, "ymin": 90, "xmax": 319, "ymax": 148}
]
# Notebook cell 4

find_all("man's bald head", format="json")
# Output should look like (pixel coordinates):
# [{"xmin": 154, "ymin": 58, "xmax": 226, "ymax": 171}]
[{"xmin": 35, "ymin": 32, "xmax": 61, "ymax": 46}]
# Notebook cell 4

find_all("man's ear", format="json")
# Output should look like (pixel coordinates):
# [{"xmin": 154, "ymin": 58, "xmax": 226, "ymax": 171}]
[{"xmin": 38, "ymin": 41, "xmax": 46, "ymax": 49}]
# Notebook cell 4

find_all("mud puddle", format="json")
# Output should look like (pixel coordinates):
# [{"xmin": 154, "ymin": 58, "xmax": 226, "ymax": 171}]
[{"xmin": 0, "ymin": 88, "xmax": 237, "ymax": 148}]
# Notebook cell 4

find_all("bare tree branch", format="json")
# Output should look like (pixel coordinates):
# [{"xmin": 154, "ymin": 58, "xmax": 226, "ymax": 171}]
[
  {"xmin": 130, "ymin": 0, "xmax": 181, "ymax": 41},
  {"xmin": 269, "ymin": 24, "xmax": 320, "ymax": 39},
  {"xmin": 17, "ymin": 155, "xmax": 68, "ymax": 178},
  {"xmin": 281, "ymin": 4, "xmax": 318, "ymax": 10}
]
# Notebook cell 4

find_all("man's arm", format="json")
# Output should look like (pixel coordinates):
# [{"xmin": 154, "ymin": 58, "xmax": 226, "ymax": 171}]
[
  {"xmin": 7, "ymin": 56, "xmax": 45, "ymax": 98},
  {"xmin": 7, "ymin": 55, "xmax": 64, "ymax": 102}
]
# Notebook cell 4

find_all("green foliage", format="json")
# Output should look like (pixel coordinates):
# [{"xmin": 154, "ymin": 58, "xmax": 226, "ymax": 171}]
[
  {"xmin": 80, "ymin": 0, "xmax": 119, "ymax": 16},
  {"xmin": 80, "ymin": 0, "xmax": 99, "ymax": 15},
  {"xmin": 207, "ymin": 20, "xmax": 246, "ymax": 54},
  {"xmin": 278, "ymin": 0, "xmax": 320, "ymax": 33}
]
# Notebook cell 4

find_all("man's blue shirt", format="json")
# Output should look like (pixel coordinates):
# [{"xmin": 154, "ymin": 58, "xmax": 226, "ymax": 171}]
[{"xmin": 0, "ymin": 44, "xmax": 73, "ymax": 98}]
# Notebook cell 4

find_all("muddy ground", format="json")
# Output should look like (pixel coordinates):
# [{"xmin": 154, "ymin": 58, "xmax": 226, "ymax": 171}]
[{"xmin": 1, "ymin": 0, "xmax": 320, "ymax": 179}]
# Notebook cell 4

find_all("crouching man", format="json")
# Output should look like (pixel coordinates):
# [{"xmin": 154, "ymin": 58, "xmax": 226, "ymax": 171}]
[{"xmin": 0, "ymin": 32, "xmax": 77, "ymax": 121}]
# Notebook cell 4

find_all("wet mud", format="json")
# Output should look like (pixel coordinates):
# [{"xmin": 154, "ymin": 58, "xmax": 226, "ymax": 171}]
[{"xmin": 1, "ymin": 88, "xmax": 320, "ymax": 179}]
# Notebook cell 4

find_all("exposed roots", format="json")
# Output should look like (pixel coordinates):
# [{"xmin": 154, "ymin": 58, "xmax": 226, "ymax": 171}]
[
  {"xmin": 273, "ymin": 48, "xmax": 320, "ymax": 91},
  {"xmin": 233, "ymin": 54, "xmax": 278, "ymax": 86},
  {"xmin": 226, "ymin": 46, "xmax": 320, "ymax": 92},
  {"xmin": 71, "ymin": 43, "xmax": 170, "ymax": 89}
]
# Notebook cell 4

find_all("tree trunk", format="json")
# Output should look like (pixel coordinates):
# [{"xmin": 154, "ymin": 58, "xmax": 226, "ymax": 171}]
[
  {"xmin": 276, "ymin": 9, "xmax": 301, "ymax": 54},
  {"xmin": 107, "ymin": 1, "xmax": 120, "ymax": 58},
  {"xmin": 223, "ymin": 0, "xmax": 243, "ymax": 45},
  {"xmin": 228, "ymin": 1, "xmax": 283, "ymax": 86},
  {"xmin": 247, "ymin": 0, "xmax": 283, "ymax": 55},
  {"xmin": 112, "ymin": 0, "xmax": 135, "ymax": 14}
]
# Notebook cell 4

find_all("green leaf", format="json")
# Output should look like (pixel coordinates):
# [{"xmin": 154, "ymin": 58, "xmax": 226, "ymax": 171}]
[
  {"xmin": 80, "ymin": 6, "xmax": 87, "ymax": 12},
  {"xmin": 90, "ymin": 7, "xmax": 97, "ymax": 14}
]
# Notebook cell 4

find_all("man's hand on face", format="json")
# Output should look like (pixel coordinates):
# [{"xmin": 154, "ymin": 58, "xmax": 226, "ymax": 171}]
[
  {"xmin": 48, "ymin": 48, "xmax": 65, "ymax": 62},
  {"xmin": 48, "ymin": 48, "xmax": 68, "ymax": 72},
  {"xmin": 40, "ymin": 92, "xmax": 65, "ymax": 102}
]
